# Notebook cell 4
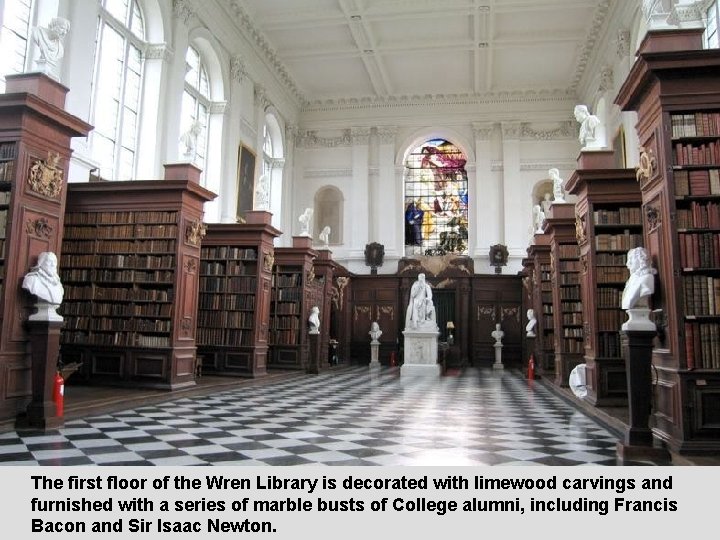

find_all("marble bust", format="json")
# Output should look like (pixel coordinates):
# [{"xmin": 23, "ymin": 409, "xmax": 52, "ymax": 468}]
[
  {"xmin": 532, "ymin": 204, "xmax": 545, "ymax": 234},
  {"xmin": 299, "ymin": 208, "xmax": 313, "ymax": 237},
  {"xmin": 621, "ymin": 247, "xmax": 655, "ymax": 310},
  {"xmin": 491, "ymin": 323, "xmax": 504, "ymax": 345},
  {"xmin": 550, "ymin": 168, "xmax": 566, "ymax": 203},
  {"xmin": 319, "ymin": 225, "xmax": 331, "ymax": 247},
  {"xmin": 369, "ymin": 321, "xmax": 382, "ymax": 343},
  {"xmin": 574, "ymin": 104, "xmax": 601, "ymax": 148},
  {"xmin": 23, "ymin": 251, "xmax": 64, "ymax": 305},
  {"xmin": 308, "ymin": 306, "xmax": 320, "ymax": 334},
  {"xmin": 525, "ymin": 309, "xmax": 537, "ymax": 337},
  {"xmin": 33, "ymin": 17, "xmax": 70, "ymax": 74}
]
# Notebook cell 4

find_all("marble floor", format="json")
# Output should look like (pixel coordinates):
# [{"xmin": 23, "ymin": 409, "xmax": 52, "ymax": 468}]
[{"xmin": 0, "ymin": 366, "xmax": 631, "ymax": 466}]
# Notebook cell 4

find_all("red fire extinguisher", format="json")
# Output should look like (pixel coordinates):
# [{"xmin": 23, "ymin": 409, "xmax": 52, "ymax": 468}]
[
  {"xmin": 53, "ymin": 371, "xmax": 64, "ymax": 417},
  {"xmin": 527, "ymin": 354, "xmax": 535, "ymax": 380}
]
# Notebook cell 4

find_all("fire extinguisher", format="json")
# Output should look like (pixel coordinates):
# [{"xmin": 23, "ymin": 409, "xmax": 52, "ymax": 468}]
[
  {"xmin": 53, "ymin": 371, "xmax": 64, "ymax": 418},
  {"xmin": 527, "ymin": 354, "xmax": 535, "ymax": 380},
  {"xmin": 390, "ymin": 351, "xmax": 397, "ymax": 367}
]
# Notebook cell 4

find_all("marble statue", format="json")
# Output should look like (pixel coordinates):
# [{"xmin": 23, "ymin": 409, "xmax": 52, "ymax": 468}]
[
  {"xmin": 299, "ymin": 208, "xmax": 313, "ymax": 237},
  {"xmin": 405, "ymin": 273, "xmax": 436, "ymax": 331},
  {"xmin": 541, "ymin": 192, "xmax": 553, "ymax": 214},
  {"xmin": 308, "ymin": 306, "xmax": 320, "ymax": 334},
  {"xmin": 621, "ymin": 247, "xmax": 655, "ymax": 310},
  {"xmin": 369, "ymin": 321, "xmax": 382, "ymax": 343},
  {"xmin": 550, "ymin": 168, "xmax": 566, "ymax": 203},
  {"xmin": 179, "ymin": 121, "xmax": 202, "ymax": 161},
  {"xmin": 574, "ymin": 104, "xmax": 601, "ymax": 148},
  {"xmin": 33, "ymin": 17, "xmax": 70, "ymax": 74},
  {"xmin": 526, "ymin": 309, "xmax": 537, "ymax": 338},
  {"xmin": 492, "ymin": 323, "xmax": 504, "ymax": 345},
  {"xmin": 532, "ymin": 204, "xmax": 545, "ymax": 234},
  {"xmin": 23, "ymin": 251, "xmax": 64, "ymax": 305},
  {"xmin": 319, "ymin": 225, "xmax": 331, "ymax": 247}
]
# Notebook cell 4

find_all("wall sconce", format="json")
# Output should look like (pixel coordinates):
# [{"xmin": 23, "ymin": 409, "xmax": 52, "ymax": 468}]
[{"xmin": 446, "ymin": 321, "xmax": 455, "ymax": 345}]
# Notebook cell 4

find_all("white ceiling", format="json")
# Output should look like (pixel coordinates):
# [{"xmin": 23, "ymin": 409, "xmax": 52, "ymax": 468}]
[{"xmin": 238, "ymin": 0, "xmax": 608, "ymax": 106}]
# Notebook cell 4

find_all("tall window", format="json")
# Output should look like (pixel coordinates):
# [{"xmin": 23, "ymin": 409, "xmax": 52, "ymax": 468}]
[
  {"xmin": 181, "ymin": 45, "xmax": 209, "ymax": 174},
  {"xmin": 262, "ymin": 123, "xmax": 273, "ymax": 180},
  {"xmin": 707, "ymin": 1, "xmax": 719, "ymax": 48},
  {"xmin": 404, "ymin": 139, "xmax": 468, "ymax": 255},
  {"xmin": 91, "ymin": 0, "xmax": 145, "ymax": 179},
  {"xmin": 0, "ymin": 0, "xmax": 33, "ymax": 92}
]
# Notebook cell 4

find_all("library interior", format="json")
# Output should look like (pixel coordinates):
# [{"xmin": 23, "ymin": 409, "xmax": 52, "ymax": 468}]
[{"xmin": 1, "ymin": 0, "xmax": 720, "ymax": 466}]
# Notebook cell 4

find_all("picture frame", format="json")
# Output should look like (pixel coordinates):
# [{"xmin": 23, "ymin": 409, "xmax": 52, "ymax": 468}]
[{"xmin": 236, "ymin": 144, "xmax": 256, "ymax": 222}]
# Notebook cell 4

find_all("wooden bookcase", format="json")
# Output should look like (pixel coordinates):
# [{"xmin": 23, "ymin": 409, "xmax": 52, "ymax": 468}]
[
  {"xmin": 566, "ymin": 152, "xmax": 642, "ymax": 406},
  {"xmin": 268, "ymin": 237, "xmax": 317, "ymax": 370},
  {"xmin": 525, "ymin": 234, "xmax": 554, "ymax": 377},
  {"xmin": 196, "ymin": 212, "xmax": 280, "ymax": 377},
  {"xmin": 311, "ymin": 249, "xmax": 338, "ymax": 370},
  {"xmin": 60, "ymin": 166, "xmax": 215, "ymax": 389},
  {"xmin": 0, "ymin": 73, "xmax": 90, "ymax": 422},
  {"xmin": 544, "ymin": 202, "xmax": 583, "ymax": 387},
  {"xmin": 615, "ymin": 29, "xmax": 720, "ymax": 453}
]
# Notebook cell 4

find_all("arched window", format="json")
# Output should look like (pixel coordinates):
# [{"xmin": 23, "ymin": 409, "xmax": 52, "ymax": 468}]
[
  {"xmin": 262, "ymin": 123, "xmax": 273, "ymax": 179},
  {"xmin": 181, "ymin": 45, "xmax": 209, "ymax": 175},
  {"xmin": 0, "ymin": 0, "xmax": 34, "ymax": 91},
  {"xmin": 404, "ymin": 139, "xmax": 468, "ymax": 255},
  {"xmin": 90, "ymin": 0, "xmax": 146, "ymax": 179}
]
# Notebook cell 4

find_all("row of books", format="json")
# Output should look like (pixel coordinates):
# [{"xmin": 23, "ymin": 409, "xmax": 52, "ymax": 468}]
[
  {"xmin": 559, "ymin": 260, "xmax": 581, "ymax": 272},
  {"xmin": 671, "ymin": 113, "xmax": 720, "ymax": 138},
  {"xmin": 559, "ymin": 272, "xmax": 580, "ymax": 285},
  {"xmin": 562, "ymin": 313, "xmax": 583, "ymax": 326},
  {"xmin": 61, "ymin": 254, "xmax": 177, "ymax": 269},
  {"xmin": 597, "ymin": 333, "xmax": 622, "ymax": 358},
  {"xmin": 683, "ymin": 275, "xmax": 720, "ymax": 317},
  {"xmin": 61, "ymin": 331, "xmax": 170, "ymax": 348},
  {"xmin": 685, "ymin": 322, "xmax": 720, "ymax": 369},
  {"xmin": 595, "ymin": 232, "xmax": 643, "ymax": 251},
  {"xmin": 559, "ymin": 288, "xmax": 580, "ymax": 301},
  {"xmin": 200, "ymin": 246, "xmax": 257, "ymax": 260},
  {"xmin": 270, "ymin": 330, "xmax": 300, "ymax": 345},
  {"xmin": 673, "ymin": 169, "xmax": 720, "ymax": 196},
  {"xmin": 0, "ymin": 160, "xmax": 14, "ymax": 183},
  {"xmin": 561, "ymin": 301, "xmax": 582, "ymax": 312},
  {"xmin": 273, "ymin": 274, "xmax": 301, "ymax": 287},
  {"xmin": 597, "ymin": 266, "xmax": 629, "ymax": 283},
  {"xmin": 199, "ymin": 276, "xmax": 258, "ymax": 293},
  {"xmin": 96, "ymin": 239, "xmax": 175, "ymax": 253},
  {"xmin": 676, "ymin": 201, "xmax": 720, "ymax": 229},
  {"xmin": 592, "ymin": 207, "xmax": 642, "ymax": 225},
  {"xmin": 274, "ymin": 288, "xmax": 302, "ymax": 302},
  {"xmin": 61, "ymin": 301, "xmax": 173, "ymax": 318},
  {"xmin": 0, "ymin": 210, "xmax": 7, "ymax": 236},
  {"xmin": 200, "ymin": 260, "xmax": 256, "ymax": 276},
  {"xmin": 198, "ymin": 310, "xmax": 254, "ymax": 329},
  {"xmin": 673, "ymin": 142, "xmax": 720, "ymax": 166},
  {"xmin": 65, "ymin": 224, "xmax": 178, "ymax": 239},
  {"xmin": 596, "ymin": 309, "xmax": 625, "ymax": 332},
  {"xmin": 198, "ymin": 293, "xmax": 255, "ymax": 311},
  {"xmin": 558, "ymin": 244, "xmax": 580, "ymax": 259},
  {"xmin": 596, "ymin": 252, "xmax": 627, "ymax": 265},
  {"xmin": 198, "ymin": 328, "xmax": 255, "ymax": 346},
  {"xmin": 678, "ymin": 232, "xmax": 720, "ymax": 269},
  {"xmin": 65, "ymin": 211, "xmax": 178, "ymax": 225},
  {"xmin": 597, "ymin": 288, "xmax": 621, "ymax": 308},
  {"xmin": 560, "ymin": 337, "xmax": 583, "ymax": 353},
  {"xmin": 271, "ymin": 315, "xmax": 301, "ymax": 329}
]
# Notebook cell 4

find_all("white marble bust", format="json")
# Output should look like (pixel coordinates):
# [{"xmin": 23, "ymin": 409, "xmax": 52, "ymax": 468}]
[
  {"xmin": 299, "ymin": 208, "xmax": 313, "ymax": 237},
  {"xmin": 23, "ymin": 251, "xmax": 64, "ymax": 305},
  {"xmin": 319, "ymin": 225, "xmax": 331, "ymax": 247},
  {"xmin": 550, "ymin": 168, "xmax": 566, "ymax": 203},
  {"xmin": 369, "ymin": 321, "xmax": 382, "ymax": 343},
  {"xmin": 574, "ymin": 104, "xmax": 601, "ymax": 148},
  {"xmin": 525, "ymin": 309, "xmax": 537, "ymax": 337},
  {"xmin": 532, "ymin": 204, "xmax": 545, "ymax": 234},
  {"xmin": 491, "ymin": 323, "xmax": 504, "ymax": 345},
  {"xmin": 621, "ymin": 247, "xmax": 655, "ymax": 310},
  {"xmin": 33, "ymin": 17, "xmax": 70, "ymax": 74},
  {"xmin": 179, "ymin": 121, "xmax": 202, "ymax": 161},
  {"xmin": 308, "ymin": 306, "xmax": 320, "ymax": 334}
]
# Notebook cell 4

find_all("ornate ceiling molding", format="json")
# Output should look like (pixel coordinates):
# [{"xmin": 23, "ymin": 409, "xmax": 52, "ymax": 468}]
[
  {"xmin": 520, "ymin": 160, "xmax": 576, "ymax": 171},
  {"xmin": 297, "ymin": 129, "xmax": 352, "ymax": 148},
  {"xmin": 230, "ymin": 54, "xmax": 247, "ymax": 84},
  {"xmin": 254, "ymin": 83, "xmax": 271, "ymax": 109},
  {"xmin": 227, "ymin": 0, "xmax": 306, "ymax": 104},
  {"xmin": 145, "ymin": 43, "xmax": 173, "ymax": 62},
  {"xmin": 376, "ymin": 127, "xmax": 398, "ymax": 144},
  {"xmin": 472, "ymin": 122, "xmax": 495, "ymax": 141},
  {"xmin": 301, "ymin": 88, "xmax": 575, "ymax": 113},
  {"xmin": 501, "ymin": 121, "xmax": 522, "ymax": 140},
  {"xmin": 351, "ymin": 127, "xmax": 371, "ymax": 145},
  {"xmin": 570, "ymin": 0, "xmax": 611, "ymax": 92}
]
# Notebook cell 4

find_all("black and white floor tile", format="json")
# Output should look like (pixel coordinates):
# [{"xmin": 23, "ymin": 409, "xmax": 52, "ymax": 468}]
[{"xmin": 0, "ymin": 367, "xmax": 627, "ymax": 466}]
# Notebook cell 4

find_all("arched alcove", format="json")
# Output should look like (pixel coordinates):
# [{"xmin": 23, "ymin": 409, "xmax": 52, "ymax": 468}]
[{"xmin": 314, "ymin": 186, "xmax": 344, "ymax": 245}]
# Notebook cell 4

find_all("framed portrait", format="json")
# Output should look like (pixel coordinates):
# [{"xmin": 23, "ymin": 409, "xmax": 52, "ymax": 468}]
[{"xmin": 236, "ymin": 144, "xmax": 256, "ymax": 221}]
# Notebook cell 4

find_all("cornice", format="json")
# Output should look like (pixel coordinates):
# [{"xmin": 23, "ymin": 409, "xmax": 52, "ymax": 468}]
[
  {"xmin": 472, "ymin": 122, "xmax": 495, "ymax": 141},
  {"xmin": 227, "ymin": 0, "xmax": 306, "ymax": 104},
  {"xmin": 230, "ymin": 54, "xmax": 247, "ymax": 84},
  {"xmin": 520, "ymin": 121, "xmax": 576, "ymax": 141},
  {"xmin": 570, "ymin": 0, "xmax": 611, "ymax": 92},
  {"xmin": 145, "ymin": 43, "xmax": 173, "ymax": 62},
  {"xmin": 376, "ymin": 126, "xmax": 398, "ymax": 144},
  {"xmin": 297, "ymin": 129, "xmax": 352, "ymax": 149},
  {"xmin": 303, "ymin": 168, "xmax": 352, "ymax": 179}
]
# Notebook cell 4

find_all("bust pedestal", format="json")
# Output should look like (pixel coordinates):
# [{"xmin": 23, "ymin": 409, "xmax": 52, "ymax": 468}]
[
  {"xmin": 16, "ymin": 319, "xmax": 64, "ymax": 431},
  {"xmin": 493, "ymin": 343, "xmax": 504, "ymax": 370},
  {"xmin": 369, "ymin": 341, "xmax": 380, "ymax": 368},
  {"xmin": 307, "ymin": 331, "xmax": 320, "ymax": 375},
  {"xmin": 401, "ymin": 329, "xmax": 440, "ymax": 376}
]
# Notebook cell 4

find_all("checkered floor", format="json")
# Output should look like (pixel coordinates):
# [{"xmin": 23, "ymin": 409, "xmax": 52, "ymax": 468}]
[{"xmin": 0, "ymin": 366, "xmax": 630, "ymax": 466}]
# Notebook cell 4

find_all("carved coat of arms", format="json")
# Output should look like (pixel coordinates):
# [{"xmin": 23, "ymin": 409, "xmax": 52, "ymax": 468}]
[{"xmin": 27, "ymin": 152, "xmax": 63, "ymax": 198}]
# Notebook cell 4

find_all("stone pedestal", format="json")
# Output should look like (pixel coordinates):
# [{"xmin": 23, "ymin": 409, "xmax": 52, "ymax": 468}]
[
  {"xmin": 16, "ymin": 320, "xmax": 64, "ymax": 431},
  {"xmin": 369, "ymin": 341, "xmax": 380, "ymax": 368},
  {"xmin": 493, "ymin": 343, "xmax": 504, "ymax": 370},
  {"xmin": 616, "ymin": 329, "xmax": 670, "ymax": 463},
  {"xmin": 307, "ymin": 332, "xmax": 320, "ymax": 375},
  {"xmin": 401, "ymin": 329, "xmax": 440, "ymax": 376},
  {"xmin": 622, "ymin": 307, "xmax": 656, "ymax": 332}
]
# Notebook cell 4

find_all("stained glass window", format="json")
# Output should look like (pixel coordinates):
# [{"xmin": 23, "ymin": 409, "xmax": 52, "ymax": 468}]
[{"xmin": 404, "ymin": 139, "xmax": 468, "ymax": 255}]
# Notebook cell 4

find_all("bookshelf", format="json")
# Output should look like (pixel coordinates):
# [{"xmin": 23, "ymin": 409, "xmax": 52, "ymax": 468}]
[
  {"xmin": 196, "ymin": 213, "xmax": 280, "ymax": 377},
  {"xmin": 0, "ymin": 73, "xmax": 90, "ymax": 423},
  {"xmin": 566, "ymin": 153, "xmax": 642, "ymax": 406},
  {"xmin": 615, "ymin": 29, "xmax": 720, "ymax": 453},
  {"xmin": 311, "ymin": 249, "xmax": 338, "ymax": 371},
  {"xmin": 269, "ymin": 237, "xmax": 318, "ymax": 370},
  {"xmin": 544, "ymin": 202, "xmax": 583, "ymax": 387},
  {"xmin": 60, "ymin": 168, "xmax": 215, "ymax": 390},
  {"xmin": 527, "ymin": 233, "xmax": 554, "ymax": 377}
]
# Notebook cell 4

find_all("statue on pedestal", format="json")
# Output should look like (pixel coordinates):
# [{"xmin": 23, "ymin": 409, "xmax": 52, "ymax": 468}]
[
  {"xmin": 405, "ymin": 273, "xmax": 436, "ymax": 331},
  {"xmin": 369, "ymin": 321, "xmax": 382, "ymax": 343},
  {"xmin": 22, "ymin": 251, "xmax": 64, "ymax": 321},
  {"xmin": 299, "ymin": 208, "xmax": 313, "ymax": 237},
  {"xmin": 621, "ymin": 247, "xmax": 656, "ymax": 331},
  {"xmin": 525, "ymin": 309, "xmax": 537, "ymax": 338},
  {"xmin": 550, "ymin": 168, "xmax": 566, "ymax": 203},
  {"xmin": 574, "ymin": 104, "xmax": 601, "ymax": 149},
  {"xmin": 33, "ymin": 17, "xmax": 70, "ymax": 77}
]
